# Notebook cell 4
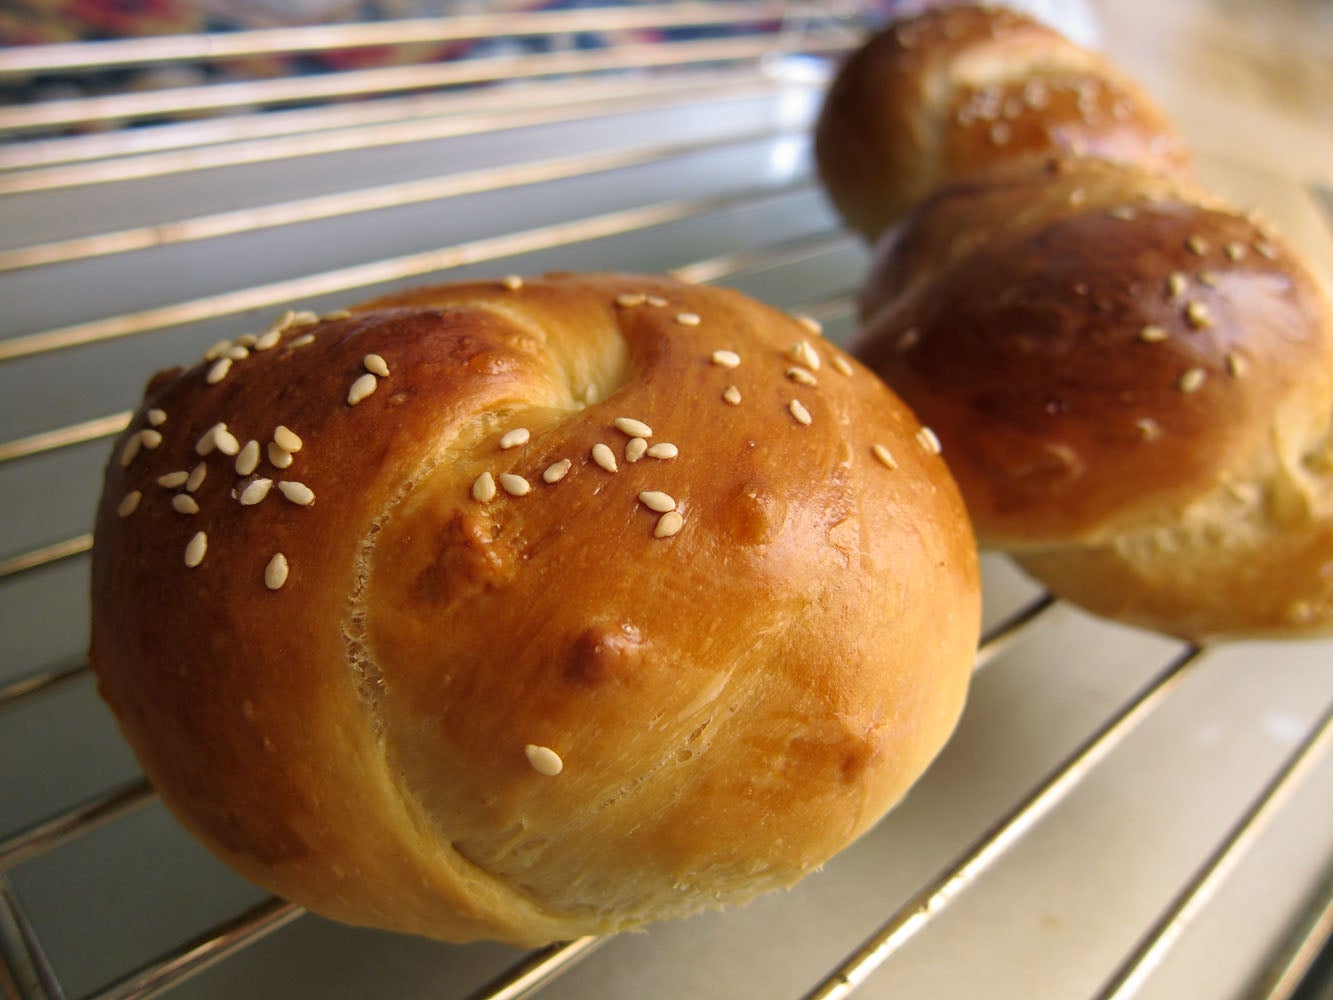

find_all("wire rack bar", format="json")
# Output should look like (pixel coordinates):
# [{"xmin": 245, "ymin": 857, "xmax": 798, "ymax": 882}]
[
  {"xmin": 800, "ymin": 643, "xmax": 1208, "ymax": 1000},
  {"xmin": 1093, "ymin": 700, "xmax": 1333, "ymax": 999},
  {"xmin": 0, "ymin": 780, "xmax": 154, "ymax": 875},
  {"xmin": 0, "ymin": 125, "xmax": 799, "ymax": 274},
  {"xmin": 0, "ymin": 537, "xmax": 91, "ymax": 583},
  {"xmin": 0, "ymin": 875, "xmax": 63, "ymax": 1000},
  {"xmin": 0, "ymin": 414, "xmax": 130, "ymax": 466},
  {"xmin": 0, "ymin": 33, "xmax": 847, "ymax": 135},
  {"xmin": 86, "ymin": 898, "xmax": 302, "ymax": 1000},
  {"xmin": 0, "ymin": 3, "xmax": 797, "ymax": 77},
  {"xmin": 465, "ymin": 937, "xmax": 608, "ymax": 1000},
  {"xmin": 0, "ymin": 180, "xmax": 814, "ymax": 363},
  {"xmin": 0, "ymin": 72, "xmax": 783, "ymax": 190},
  {"xmin": 1251, "ymin": 866, "xmax": 1333, "ymax": 1000},
  {"xmin": 0, "ymin": 660, "xmax": 89, "ymax": 714}
]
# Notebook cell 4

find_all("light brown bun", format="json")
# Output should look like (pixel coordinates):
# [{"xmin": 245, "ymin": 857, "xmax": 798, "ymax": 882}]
[
  {"xmin": 853, "ymin": 158, "xmax": 1333, "ymax": 640},
  {"xmin": 91, "ymin": 273, "xmax": 980, "ymax": 945},
  {"xmin": 813, "ymin": 4, "xmax": 1190, "ymax": 243}
]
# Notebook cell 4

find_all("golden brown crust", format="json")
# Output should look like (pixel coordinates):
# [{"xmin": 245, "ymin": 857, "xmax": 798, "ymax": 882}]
[
  {"xmin": 813, "ymin": 4, "xmax": 1190, "ymax": 243},
  {"xmin": 852, "ymin": 160, "xmax": 1333, "ymax": 638},
  {"xmin": 91, "ymin": 274, "xmax": 980, "ymax": 943}
]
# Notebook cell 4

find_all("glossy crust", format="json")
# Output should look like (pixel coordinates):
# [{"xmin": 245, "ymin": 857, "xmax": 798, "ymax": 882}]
[
  {"xmin": 813, "ymin": 4, "xmax": 1190, "ymax": 243},
  {"xmin": 854, "ymin": 159, "xmax": 1333, "ymax": 639},
  {"xmin": 91, "ymin": 274, "xmax": 980, "ymax": 944}
]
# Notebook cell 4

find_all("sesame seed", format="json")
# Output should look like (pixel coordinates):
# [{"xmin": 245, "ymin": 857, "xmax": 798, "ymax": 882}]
[
  {"xmin": 592, "ymin": 442, "xmax": 618, "ymax": 473},
  {"xmin": 646, "ymin": 442, "xmax": 678, "ymax": 460},
  {"xmin": 146, "ymin": 408, "xmax": 167, "ymax": 426},
  {"xmin": 787, "ymin": 366, "xmax": 818, "ymax": 386},
  {"xmin": 1107, "ymin": 206, "xmax": 1138, "ymax": 221},
  {"xmin": 184, "ymin": 531, "xmax": 207, "ymax": 567},
  {"xmin": 639, "ymin": 491, "xmax": 676, "ymax": 513},
  {"xmin": 1185, "ymin": 301, "xmax": 1213, "ymax": 329},
  {"xmin": 723, "ymin": 385, "xmax": 742, "ymax": 406},
  {"xmin": 646, "ymin": 295, "xmax": 668, "ymax": 307},
  {"xmin": 1198, "ymin": 271, "xmax": 1219, "ymax": 288},
  {"xmin": 254, "ymin": 329, "xmax": 282, "ymax": 351},
  {"xmin": 1068, "ymin": 188, "xmax": 1087, "ymax": 206},
  {"xmin": 872, "ymin": 444, "xmax": 898, "ymax": 469},
  {"xmin": 498, "ymin": 473, "xmax": 530, "ymax": 497},
  {"xmin": 472, "ymin": 471, "xmax": 497, "ymax": 503},
  {"xmin": 347, "ymin": 372, "xmax": 378, "ymax": 406},
  {"xmin": 236, "ymin": 333, "xmax": 259, "ymax": 348},
  {"xmin": 278, "ymin": 481, "xmax": 315, "ymax": 506},
  {"xmin": 271, "ymin": 425, "xmax": 302, "ymax": 453},
  {"xmin": 289, "ymin": 333, "xmax": 316, "ymax": 348},
  {"xmin": 711, "ymin": 349, "xmax": 741, "ymax": 368},
  {"xmin": 613, "ymin": 417, "xmax": 653, "ymax": 438},
  {"xmin": 266, "ymin": 442, "xmax": 294, "ymax": 469},
  {"xmin": 119, "ymin": 434, "xmax": 142, "ymax": 467},
  {"xmin": 499, "ymin": 428, "xmax": 530, "ymax": 450},
  {"xmin": 1138, "ymin": 325, "xmax": 1168, "ymax": 343},
  {"xmin": 501, "ymin": 274, "xmax": 523, "ymax": 290},
  {"xmin": 287, "ymin": 309, "xmax": 319, "ymax": 328},
  {"xmin": 1185, "ymin": 235, "xmax": 1209, "ymax": 255},
  {"xmin": 1226, "ymin": 353, "xmax": 1248, "ymax": 377},
  {"xmin": 542, "ymin": 459, "xmax": 572, "ymax": 483},
  {"xmin": 1167, "ymin": 272, "xmax": 1189, "ymax": 298},
  {"xmin": 225, "ymin": 345, "xmax": 250, "ymax": 361},
  {"xmin": 1178, "ymin": 368, "xmax": 1207, "ymax": 393},
  {"xmin": 363, "ymin": 353, "xmax": 390, "ymax": 377},
  {"xmin": 654, "ymin": 510, "xmax": 684, "ymax": 538},
  {"xmin": 790, "ymin": 340, "xmax": 821, "ymax": 371},
  {"xmin": 625, "ymin": 437, "xmax": 648, "ymax": 463},
  {"xmin": 157, "ymin": 471, "xmax": 189, "ymax": 488},
  {"xmin": 186, "ymin": 462, "xmax": 207, "ymax": 493},
  {"xmin": 675, "ymin": 312, "xmax": 701, "ymax": 326},
  {"xmin": 916, "ymin": 426, "xmax": 943, "ymax": 454},
  {"xmin": 117, "ymin": 491, "xmax": 142, "ymax": 518},
  {"xmin": 896, "ymin": 328, "xmax": 920, "ymax": 352},
  {"xmin": 206, "ymin": 358, "xmax": 233, "ymax": 385},
  {"xmin": 196, "ymin": 422, "xmax": 225, "ymax": 456},
  {"xmin": 204, "ymin": 339, "xmax": 232, "ymax": 361},
  {"xmin": 1254, "ymin": 241, "xmax": 1279, "ymax": 260},
  {"xmin": 139, "ymin": 428, "xmax": 163, "ymax": 450},
  {"xmin": 322, "ymin": 309, "xmax": 351, "ymax": 321},
  {"xmin": 796, "ymin": 315, "xmax": 823, "ymax": 336},
  {"xmin": 989, "ymin": 122, "xmax": 1012, "ymax": 145},
  {"xmin": 831, "ymin": 355, "xmax": 854, "ymax": 377},
  {"xmin": 1225, "ymin": 242, "xmax": 1247, "ymax": 261},
  {"xmin": 789, "ymin": 399, "xmax": 812, "ymax": 426},
  {"xmin": 214, "ymin": 429, "xmax": 241, "ymax": 456},
  {"xmin": 235, "ymin": 440, "xmax": 260, "ymax": 476},
  {"xmin": 265, "ymin": 553, "xmax": 289, "ymax": 590},
  {"xmin": 616, "ymin": 292, "xmax": 646, "ymax": 307},
  {"xmin": 239, "ymin": 478, "xmax": 273, "ymax": 505},
  {"xmin": 1135, "ymin": 417, "xmax": 1161, "ymax": 441},
  {"xmin": 524, "ymin": 744, "xmax": 563, "ymax": 776},
  {"xmin": 172, "ymin": 494, "xmax": 199, "ymax": 515}
]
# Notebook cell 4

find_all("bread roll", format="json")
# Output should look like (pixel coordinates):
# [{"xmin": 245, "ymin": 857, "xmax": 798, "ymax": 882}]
[
  {"xmin": 91, "ymin": 273, "xmax": 980, "ymax": 944},
  {"xmin": 853, "ymin": 158, "xmax": 1333, "ymax": 639},
  {"xmin": 813, "ymin": 4, "xmax": 1190, "ymax": 243}
]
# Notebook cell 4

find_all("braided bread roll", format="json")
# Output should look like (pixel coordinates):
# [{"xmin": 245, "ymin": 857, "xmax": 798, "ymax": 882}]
[
  {"xmin": 91, "ymin": 274, "xmax": 980, "ymax": 944},
  {"xmin": 814, "ymin": 3, "xmax": 1191, "ymax": 244},
  {"xmin": 816, "ymin": 6, "xmax": 1333, "ymax": 639}
]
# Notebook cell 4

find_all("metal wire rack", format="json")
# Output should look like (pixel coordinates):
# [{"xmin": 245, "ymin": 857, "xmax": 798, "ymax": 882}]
[{"xmin": 1, "ymin": 4, "xmax": 1331, "ymax": 999}]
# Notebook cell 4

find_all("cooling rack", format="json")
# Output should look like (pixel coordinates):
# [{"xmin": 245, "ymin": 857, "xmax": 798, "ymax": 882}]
[{"xmin": 1, "ymin": 4, "xmax": 1331, "ymax": 998}]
